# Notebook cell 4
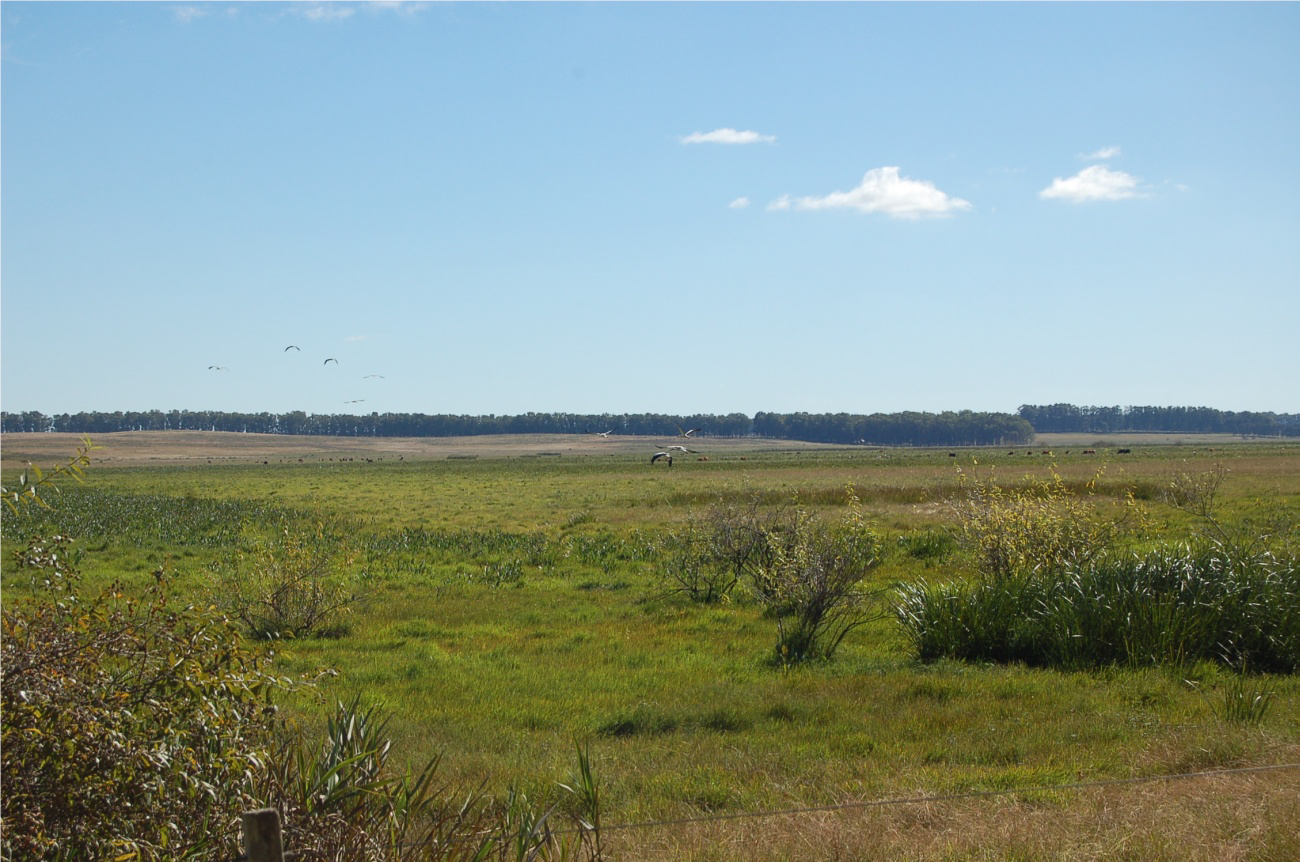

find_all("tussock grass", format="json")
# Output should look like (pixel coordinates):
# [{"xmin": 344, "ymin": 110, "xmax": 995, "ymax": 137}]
[{"xmin": 897, "ymin": 548, "xmax": 1300, "ymax": 672}]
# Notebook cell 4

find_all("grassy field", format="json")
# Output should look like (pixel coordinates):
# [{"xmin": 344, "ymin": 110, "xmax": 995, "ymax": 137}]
[{"xmin": 3, "ymin": 431, "xmax": 1299, "ymax": 860}]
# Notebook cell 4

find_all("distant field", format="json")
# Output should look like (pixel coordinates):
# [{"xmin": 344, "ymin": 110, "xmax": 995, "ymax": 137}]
[
  {"xmin": 4, "ymin": 430, "xmax": 1298, "ymax": 860},
  {"xmin": 1, "ymin": 429, "xmax": 1283, "ymax": 470},
  {"xmin": 1, "ymin": 430, "xmax": 846, "ymax": 469}
]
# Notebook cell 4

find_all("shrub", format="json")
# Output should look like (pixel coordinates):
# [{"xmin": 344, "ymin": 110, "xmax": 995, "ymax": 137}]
[
  {"xmin": 211, "ymin": 517, "xmax": 365, "ymax": 639},
  {"xmin": 751, "ymin": 488, "xmax": 886, "ymax": 664},
  {"xmin": 1, "ymin": 534, "xmax": 296, "ymax": 861},
  {"xmin": 896, "ymin": 546, "xmax": 1300, "ymax": 672},
  {"xmin": 950, "ymin": 464, "xmax": 1138, "ymax": 580}
]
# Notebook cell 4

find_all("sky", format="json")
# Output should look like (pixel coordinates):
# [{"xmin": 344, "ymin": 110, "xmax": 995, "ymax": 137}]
[{"xmin": 3, "ymin": 1, "xmax": 1298, "ymax": 419}]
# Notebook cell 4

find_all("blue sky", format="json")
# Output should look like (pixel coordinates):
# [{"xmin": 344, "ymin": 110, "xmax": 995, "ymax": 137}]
[{"xmin": 3, "ymin": 1, "xmax": 1297, "ymax": 419}]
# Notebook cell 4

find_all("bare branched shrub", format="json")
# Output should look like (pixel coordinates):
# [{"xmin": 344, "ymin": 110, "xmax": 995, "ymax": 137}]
[
  {"xmin": 212, "ymin": 517, "xmax": 365, "ymax": 639},
  {"xmin": 756, "ymin": 489, "xmax": 886, "ymax": 663},
  {"xmin": 1162, "ymin": 461, "xmax": 1291, "ymax": 561}
]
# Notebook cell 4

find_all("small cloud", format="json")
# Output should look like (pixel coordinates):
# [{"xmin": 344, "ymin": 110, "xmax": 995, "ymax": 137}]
[
  {"xmin": 1081, "ymin": 146, "xmax": 1123, "ymax": 161},
  {"xmin": 367, "ymin": 1, "xmax": 429, "ymax": 16},
  {"xmin": 729, "ymin": 197, "xmax": 751, "ymax": 210},
  {"xmin": 301, "ymin": 4, "xmax": 356, "ymax": 22},
  {"xmin": 679, "ymin": 128, "xmax": 776, "ymax": 145},
  {"xmin": 173, "ymin": 6, "xmax": 210, "ymax": 22},
  {"xmin": 767, "ymin": 166, "xmax": 973, "ymax": 220},
  {"xmin": 1040, "ymin": 164, "xmax": 1145, "ymax": 202}
]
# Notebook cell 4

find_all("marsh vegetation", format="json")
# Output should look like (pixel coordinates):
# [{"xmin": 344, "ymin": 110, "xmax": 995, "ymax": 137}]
[{"xmin": 3, "ymin": 436, "xmax": 1298, "ymax": 860}]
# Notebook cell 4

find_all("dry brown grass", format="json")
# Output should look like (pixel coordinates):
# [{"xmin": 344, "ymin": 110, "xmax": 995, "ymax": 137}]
[
  {"xmin": 608, "ymin": 759, "xmax": 1300, "ymax": 861},
  {"xmin": 0, "ymin": 431, "xmax": 846, "ymax": 470}
]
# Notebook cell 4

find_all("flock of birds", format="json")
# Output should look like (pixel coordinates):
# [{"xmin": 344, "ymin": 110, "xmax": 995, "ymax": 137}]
[
  {"xmin": 588, "ymin": 425, "xmax": 703, "ymax": 467},
  {"xmin": 210, "ymin": 355, "xmax": 700, "ymax": 464},
  {"xmin": 208, "ymin": 345, "xmax": 385, "ymax": 407}
]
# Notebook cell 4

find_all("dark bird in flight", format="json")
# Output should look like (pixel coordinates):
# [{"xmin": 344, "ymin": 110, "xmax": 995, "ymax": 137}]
[
  {"xmin": 324, "ymin": 358, "xmax": 338, "ymax": 365},
  {"xmin": 651, "ymin": 452, "xmax": 673, "ymax": 466},
  {"xmin": 208, "ymin": 365, "xmax": 228, "ymax": 371},
  {"xmin": 363, "ymin": 374, "xmax": 385, "ymax": 379},
  {"xmin": 345, "ymin": 399, "xmax": 365, "ymax": 404},
  {"xmin": 285, "ymin": 345, "xmax": 300, "ymax": 352}
]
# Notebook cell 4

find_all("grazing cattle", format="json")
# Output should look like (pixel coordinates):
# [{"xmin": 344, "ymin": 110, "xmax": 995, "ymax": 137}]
[
  {"xmin": 697, "ymin": 456, "xmax": 709, "ymax": 461},
  {"xmin": 948, "ymin": 452, "xmax": 957, "ymax": 458},
  {"xmin": 1117, "ymin": 448, "xmax": 1132, "ymax": 454},
  {"xmin": 1083, "ymin": 449, "xmax": 1097, "ymax": 455}
]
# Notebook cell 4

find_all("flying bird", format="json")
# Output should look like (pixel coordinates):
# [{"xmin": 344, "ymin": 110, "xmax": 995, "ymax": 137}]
[
  {"xmin": 284, "ymin": 345, "xmax": 300, "ymax": 352},
  {"xmin": 666, "ymin": 445, "xmax": 697, "ymax": 454},
  {"xmin": 651, "ymin": 452, "xmax": 673, "ymax": 466},
  {"xmin": 363, "ymin": 374, "xmax": 385, "ymax": 379},
  {"xmin": 592, "ymin": 429, "xmax": 614, "ymax": 437},
  {"xmin": 324, "ymin": 358, "xmax": 338, "ymax": 365},
  {"xmin": 208, "ymin": 365, "xmax": 228, "ymax": 371},
  {"xmin": 676, "ymin": 426, "xmax": 701, "ymax": 438},
  {"xmin": 344, "ymin": 399, "xmax": 365, "ymax": 404}
]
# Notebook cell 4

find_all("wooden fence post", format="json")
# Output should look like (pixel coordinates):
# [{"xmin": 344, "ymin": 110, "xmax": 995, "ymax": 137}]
[{"xmin": 242, "ymin": 808, "xmax": 284, "ymax": 862}]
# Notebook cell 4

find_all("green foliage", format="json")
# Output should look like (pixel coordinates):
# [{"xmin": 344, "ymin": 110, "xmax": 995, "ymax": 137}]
[
  {"xmin": 0, "ymin": 436, "xmax": 98, "ymax": 514},
  {"xmin": 0, "ymin": 534, "xmax": 296, "ymax": 861},
  {"xmin": 0, "ymin": 485, "xmax": 292, "ymax": 550},
  {"xmin": 258, "ymin": 696, "xmax": 496, "ymax": 861},
  {"xmin": 895, "ymin": 529, "xmax": 959, "ymax": 567},
  {"xmin": 211, "ymin": 518, "xmax": 366, "ymax": 640},
  {"xmin": 896, "ymin": 546, "xmax": 1300, "ymax": 671},
  {"xmin": 749, "ymin": 488, "xmax": 886, "ymax": 663},
  {"xmin": 950, "ymin": 463, "xmax": 1138, "ymax": 579},
  {"xmin": 1209, "ymin": 672, "xmax": 1276, "ymax": 726}
]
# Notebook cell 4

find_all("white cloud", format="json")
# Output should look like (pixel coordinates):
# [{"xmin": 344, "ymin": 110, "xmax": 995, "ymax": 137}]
[
  {"xmin": 173, "ymin": 6, "xmax": 210, "ymax": 23},
  {"xmin": 767, "ymin": 166, "xmax": 973, "ymax": 220},
  {"xmin": 368, "ymin": 1, "xmax": 430, "ymax": 16},
  {"xmin": 301, "ymin": 4, "xmax": 356, "ymax": 22},
  {"xmin": 729, "ymin": 197, "xmax": 751, "ymax": 209},
  {"xmin": 1040, "ymin": 164, "xmax": 1145, "ymax": 202},
  {"xmin": 1081, "ymin": 146, "xmax": 1123, "ymax": 161},
  {"xmin": 679, "ymin": 128, "xmax": 776, "ymax": 145}
]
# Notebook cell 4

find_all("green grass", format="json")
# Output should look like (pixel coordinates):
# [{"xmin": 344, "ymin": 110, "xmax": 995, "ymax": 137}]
[{"xmin": 4, "ymin": 441, "xmax": 1300, "ymax": 857}]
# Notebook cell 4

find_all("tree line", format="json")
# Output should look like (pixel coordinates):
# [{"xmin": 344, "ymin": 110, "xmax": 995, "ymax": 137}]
[
  {"xmin": 1017, "ymin": 404, "xmax": 1300, "ymax": 437},
  {"xmin": 2, "ymin": 409, "xmax": 1036, "ymax": 445},
  {"xmin": 10, "ymin": 405, "xmax": 1294, "ymax": 443}
]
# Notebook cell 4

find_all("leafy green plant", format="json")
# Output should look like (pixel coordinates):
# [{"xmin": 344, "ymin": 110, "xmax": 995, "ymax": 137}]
[
  {"xmin": 753, "ymin": 488, "xmax": 886, "ymax": 664},
  {"xmin": 1, "ymin": 534, "xmax": 297, "ymax": 861},
  {"xmin": 1207, "ymin": 673, "xmax": 1276, "ymax": 726},
  {"xmin": 259, "ymin": 696, "xmax": 498, "ymax": 862}
]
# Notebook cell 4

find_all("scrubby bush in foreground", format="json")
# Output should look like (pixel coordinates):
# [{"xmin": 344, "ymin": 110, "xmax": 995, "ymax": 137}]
[{"xmin": 1, "ymin": 534, "xmax": 293, "ymax": 860}]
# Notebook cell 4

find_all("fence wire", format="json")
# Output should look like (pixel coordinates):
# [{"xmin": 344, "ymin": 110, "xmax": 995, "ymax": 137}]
[{"xmin": 361, "ymin": 760, "xmax": 1299, "ymax": 855}]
